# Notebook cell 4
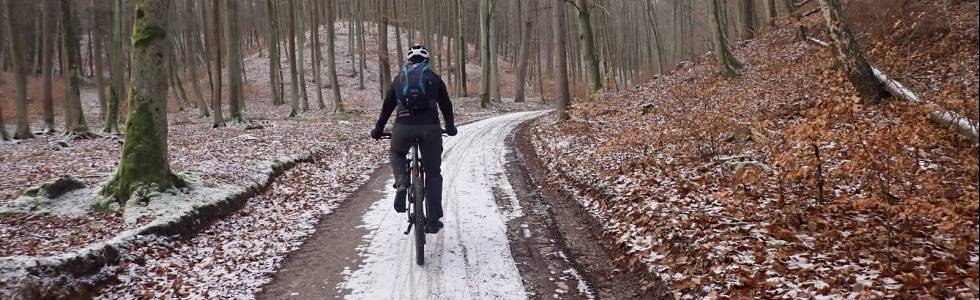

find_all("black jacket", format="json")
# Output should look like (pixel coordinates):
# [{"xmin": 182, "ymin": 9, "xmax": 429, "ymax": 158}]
[{"xmin": 374, "ymin": 67, "xmax": 455, "ymax": 129}]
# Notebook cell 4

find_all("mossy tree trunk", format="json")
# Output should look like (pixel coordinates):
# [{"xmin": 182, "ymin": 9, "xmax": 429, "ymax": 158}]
[
  {"xmin": 104, "ymin": 0, "xmax": 124, "ymax": 134},
  {"xmin": 3, "ymin": 0, "xmax": 35, "ymax": 139},
  {"xmin": 61, "ymin": 0, "xmax": 93, "ymax": 137},
  {"xmin": 225, "ymin": 0, "xmax": 245, "ymax": 123},
  {"xmin": 325, "ymin": 0, "xmax": 345, "ymax": 115},
  {"xmin": 817, "ymin": 0, "xmax": 887, "ymax": 105},
  {"xmin": 709, "ymin": 0, "xmax": 741, "ymax": 78},
  {"xmin": 103, "ymin": 0, "xmax": 183, "ymax": 204}
]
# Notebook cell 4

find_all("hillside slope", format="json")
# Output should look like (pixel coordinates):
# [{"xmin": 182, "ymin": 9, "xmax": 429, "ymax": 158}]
[{"xmin": 528, "ymin": 0, "xmax": 978, "ymax": 298}]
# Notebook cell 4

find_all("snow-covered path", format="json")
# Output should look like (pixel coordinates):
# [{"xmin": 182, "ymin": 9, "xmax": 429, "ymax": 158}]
[{"xmin": 339, "ymin": 111, "xmax": 547, "ymax": 299}]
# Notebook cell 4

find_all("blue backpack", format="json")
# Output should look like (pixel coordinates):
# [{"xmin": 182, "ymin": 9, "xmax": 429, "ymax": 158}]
[{"xmin": 396, "ymin": 63, "xmax": 435, "ymax": 114}]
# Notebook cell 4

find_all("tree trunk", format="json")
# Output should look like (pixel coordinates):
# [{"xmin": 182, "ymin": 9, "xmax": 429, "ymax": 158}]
[
  {"xmin": 61, "ymin": 0, "xmax": 91, "ymax": 136},
  {"xmin": 265, "ymin": 0, "xmax": 283, "ymax": 106},
  {"xmin": 478, "ymin": 0, "xmax": 491, "ymax": 107},
  {"xmin": 187, "ymin": 0, "xmax": 210, "ymax": 117},
  {"xmin": 453, "ymin": 0, "xmax": 467, "ymax": 97},
  {"xmin": 738, "ymin": 0, "xmax": 756, "ymax": 40},
  {"xmin": 311, "ymin": 0, "xmax": 326, "ymax": 109},
  {"xmin": 225, "ymin": 0, "xmax": 244, "ymax": 122},
  {"xmin": 376, "ymin": 0, "xmax": 391, "ymax": 98},
  {"xmin": 295, "ymin": 0, "xmax": 309, "ymax": 110},
  {"xmin": 104, "ymin": 0, "xmax": 124, "ymax": 134},
  {"xmin": 575, "ymin": 0, "xmax": 602, "ymax": 100},
  {"xmin": 3, "ymin": 0, "xmax": 34, "ymax": 139},
  {"xmin": 286, "ymin": 0, "xmax": 301, "ymax": 117},
  {"xmin": 709, "ymin": 0, "xmax": 741, "ymax": 78},
  {"xmin": 817, "ymin": 0, "xmax": 886, "ymax": 104},
  {"xmin": 40, "ymin": 0, "xmax": 57, "ymax": 133},
  {"xmin": 211, "ymin": 0, "xmax": 225, "ymax": 127},
  {"xmin": 103, "ymin": 0, "xmax": 184, "ymax": 203},
  {"xmin": 554, "ymin": 0, "xmax": 570, "ymax": 121},
  {"xmin": 488, "ymin": 1, "xmax": 500, "ymax": 102},
  {"xmin": 91, "ymin": 0, "xmax": 108, "ymax": 120},
  {"xmin": 514, "ymin": 0, "xmax": 535, "ymax": 103},
  {"xmin": 325, "ymin": 0, "xmax": 344, "ymax": 114}
]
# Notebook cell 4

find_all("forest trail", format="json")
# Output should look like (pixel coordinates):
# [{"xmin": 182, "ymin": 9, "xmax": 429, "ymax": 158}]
[{"xmin": 259, "ymin": 111, "xmax": 552, "ymax": 299}]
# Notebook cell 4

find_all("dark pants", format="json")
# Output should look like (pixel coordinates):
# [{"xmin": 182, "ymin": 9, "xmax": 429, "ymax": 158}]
[{"xmin": 389, "ymin": 123, "xmax": 444, "ymax": 220}]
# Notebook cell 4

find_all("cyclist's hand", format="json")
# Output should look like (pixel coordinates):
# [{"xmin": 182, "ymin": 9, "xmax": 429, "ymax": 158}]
[
  {"xmin": 445, "ymin": 126, "xmax": 458, "ymax": 136},
  {"xmin": 370, "ymin": 127, "xmax": 383, "ymax": 140}
]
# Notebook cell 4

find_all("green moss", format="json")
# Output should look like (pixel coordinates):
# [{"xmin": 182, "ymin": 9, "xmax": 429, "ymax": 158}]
[
  {"xmin": 132, "ymin": 24, "xmax": 166, "ymax": 48},
  {"xmin": 101, "ymin": 92, "xmax": 181, "ymax": 203}
]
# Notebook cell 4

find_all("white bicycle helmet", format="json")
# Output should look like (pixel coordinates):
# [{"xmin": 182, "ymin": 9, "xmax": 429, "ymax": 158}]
[{"xmin": 406, "ymin": 44, "xmax": 430, "ymax": 63}]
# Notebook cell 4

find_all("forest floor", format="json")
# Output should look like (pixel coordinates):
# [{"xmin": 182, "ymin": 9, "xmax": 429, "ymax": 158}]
[
  {"xmin": 1, "ymin": 20, "xmax": 545, "ymax": 298},
  {"xmin": 528, "ymin": 0, "xmax": 978, "ymax": 298}
]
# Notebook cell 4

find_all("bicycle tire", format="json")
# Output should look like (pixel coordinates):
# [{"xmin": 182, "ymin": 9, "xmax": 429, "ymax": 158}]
[{"xmin": 413, "ymin": 151, "xmax": 426, "ymax": 265}]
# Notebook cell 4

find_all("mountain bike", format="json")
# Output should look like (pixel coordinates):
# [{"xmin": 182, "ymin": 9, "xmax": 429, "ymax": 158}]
[{"xmin": 381, "ymin": 130, "xmax": 447, "ymax": 265}]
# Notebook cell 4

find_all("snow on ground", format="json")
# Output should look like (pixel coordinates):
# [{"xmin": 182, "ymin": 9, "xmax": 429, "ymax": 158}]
[
  {"xmin": 94, "ymin": 138, "xmax": 385, "ymax": 299},
  {"xmin": 338, "ymin": 111, "xmax": 547, "ymax": 299}
]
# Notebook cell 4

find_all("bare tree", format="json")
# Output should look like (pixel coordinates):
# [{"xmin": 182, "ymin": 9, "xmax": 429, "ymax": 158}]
[
  {"xmin": 104, "ymin": 0, "xmax": 125, "ymax": 134},
  {"xmin": 211, "ymin": 0, "xmax": 226, "ymax": 127},
  {"xmin": 40, "ymin": 0, "xmax": 57, "ymax": 133},
  {"xmin": 286, "ymin": 0, "xmax": 301, "ymax": 117},
  {"xmin": 574, "ymin": 0, "xmax": 602, "ymax": 99},
  {"xmin": 225, "ymin": 0, "xmax": 245, "ymax": 123},
  {"xmin": 325, "ymin": 0, "xmax": 345, "ymax": 114},
  {"xmin": 2, "ymin": 0, "xmax": 34, "ymax": 139},
  {"xmin": 554, "ymin": 0, "xmax": 571, "ymax": 121},
  {"xmin": 61, "ymin": 0, "xmax": 93, "ymax": 137},
  {"xmin": 514, "ymin": 0, "xmax": 536, "ymax": 103}
]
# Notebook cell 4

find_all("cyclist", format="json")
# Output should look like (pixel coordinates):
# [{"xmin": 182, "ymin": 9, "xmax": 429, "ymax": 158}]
[{"xmin": 371, "ymin": 44, "xmax": 457, "ymax": 234}]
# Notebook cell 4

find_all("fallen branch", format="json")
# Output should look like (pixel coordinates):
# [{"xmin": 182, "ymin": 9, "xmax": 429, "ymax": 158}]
[{"xmin": 806, "ymin": 37, "xmax": 980, "ymax": 142}]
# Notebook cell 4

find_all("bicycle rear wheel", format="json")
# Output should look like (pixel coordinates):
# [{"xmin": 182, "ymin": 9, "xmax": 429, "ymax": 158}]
[{"xmin": 413, "ymin": 179, "xmax": 426, "ymax": 265}]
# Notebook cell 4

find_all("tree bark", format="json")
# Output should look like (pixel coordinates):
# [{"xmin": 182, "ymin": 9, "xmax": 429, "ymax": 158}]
[
  {"xmin": 325, "ymin": 0, "xmax": 344, "ymax": 114},
  {"xmin": 295, "ymin": 0, "xmax": 309, "ymax": 110},
  {"xmin": 104, "ymin": 0, "xmax": 125, "ymax": 134},
  {"xmin": 61, "ymin": 0, "xmax": 92, "ymax": 136},
  {"xmin": 478, "ymin": 0, "xmax": 491, "ymax": 107},
  {"xmin": 103, "ymin": 0, "xmax": 184, "ymax": 203},
  {"xmin": 376, "ymin": 0, "xmax": 392, "ymax": 98},
  {"xmin": 225, "ymin": 0, "xmax": 245, "ymax": 122},
  {"xmin": 265, "ymin": 0, "xmax": 283, "ymax": 106},
  {"xmin": 311, "ymin": 0, "xmax": 326, "ymax": 109},
  {"xmin": 40, "ymin": 0, "xmax": 57, "ymax": 133},
  {"xmin": 514, "ymin": 0, "xmax": 535, "ymax": 103},
  {"xmin": 739, "ymin": 0, "xmax": 756, "ymax": 40},
  {"xmin": 709, "ymin": 0, "xmax": 741, "ymax": 78},
  {"xmin": 817, "ymin": 0, "xmax": 886, "ymax": 104},
  {"xmin": 187, "ymin": 0, "xmax": 210, "ymax": 117},
  {"xmin": 92, "ymin": 0, "xmax": 108, "ymax": 120},
  {"xmin": 575, "ymin": 0, "xmax": 602, "ymax": 99},
  {"xmin": 554, "ymin": 0, "xmax": 570, "ymax": 121},
  {"xmin": 454, "ymin": 0, "xmax": 467, "ymax": 97},
  {"xmin": 2, "ymin": 0, "xmax": 34, "ymax": 139},
  {"xmin": 286, "ymin": 0, "xmax": 301, "ymax": 117},
  {"xmin": 211, "ymin": 0, "xmax": 225, "ymax": 127}
]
